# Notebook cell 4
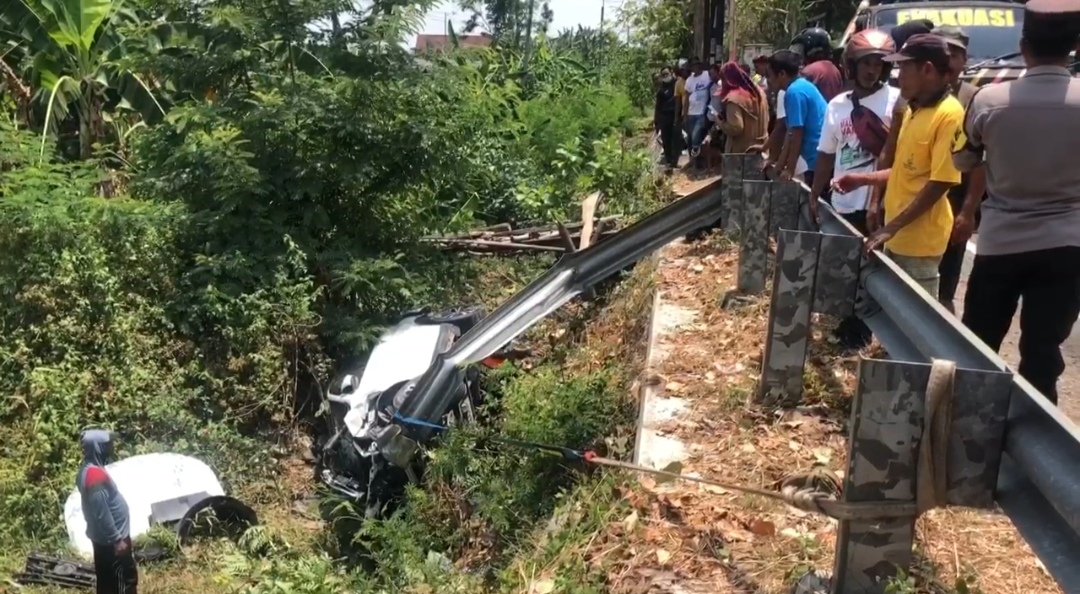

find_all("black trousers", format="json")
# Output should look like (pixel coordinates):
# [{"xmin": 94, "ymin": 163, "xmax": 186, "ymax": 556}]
[
  {"xmin": 961, "ymin": 246, "xmax": 1080, "ymax": 404},
  {"xmin": 93, "ymin": 538, "xmax": 138, "ymax": 594},
  {"xmin": 938, "ymin": 192, "xmax": 967, "ymax": 303},
  {"xmin": 657, "ymin": 112, "xmax": 679, "ymax": 168}
]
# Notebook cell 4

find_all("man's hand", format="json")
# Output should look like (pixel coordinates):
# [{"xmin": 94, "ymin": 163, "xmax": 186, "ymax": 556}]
[
  {"xmin": 864, "ymin": 224, "xmax": 896, "ymax": 254},
  {"xmin": 951, "ymin": 213, "xmax": 975, "ymax": 245},
  {"xmin": 808, "ymin": 198, "xmax": 821, "ymax": 225},
  {"xmin": 115, "ymin": 538, "xmax": 129, "ymax": 554},
  {"xmin": 830, "ymin": 173, "xmax": 867, "ymax": 195},
  {"xmin": 778, "ymin": 167, "xmax": 794, "ymax": 182},
  {"xmin": 867, "ymin": 200, "xmax": 883, "ymax": 233}
]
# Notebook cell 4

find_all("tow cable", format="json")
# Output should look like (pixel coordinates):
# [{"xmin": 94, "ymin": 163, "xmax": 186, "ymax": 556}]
[
  {"xmin": 394, "ymin": 357, "xmax": 960, "ymax": 522},
  {"xmin": 392, "ymin": 411, "xmax": 925, "ymax": 522}
]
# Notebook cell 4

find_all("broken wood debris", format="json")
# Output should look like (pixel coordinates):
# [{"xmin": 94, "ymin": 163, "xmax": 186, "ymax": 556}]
[{"xmin": 423, "ymin": 216, "xmax": 622, "ymax": 254}]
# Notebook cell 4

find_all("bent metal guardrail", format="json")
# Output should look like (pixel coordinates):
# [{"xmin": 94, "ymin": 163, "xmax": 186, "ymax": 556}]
[{"xmin": 719, "ymin": 152, "xmax": 1080, "ymax": 593}]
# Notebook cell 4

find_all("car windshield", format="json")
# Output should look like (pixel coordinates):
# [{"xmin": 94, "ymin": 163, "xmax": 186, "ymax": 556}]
[{"xmin": 873, "ymin": 5, "xmax": 1024, "ymax": 62}]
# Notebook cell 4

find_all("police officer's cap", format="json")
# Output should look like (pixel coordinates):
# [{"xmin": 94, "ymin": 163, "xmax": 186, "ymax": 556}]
[
  {"xmin": 934, "ymin": 25, "xmax": 970, "ymax": 51},
  {"xmin": 1024, "ymin": 0, "xmax": 1080, "ymax": 36}
]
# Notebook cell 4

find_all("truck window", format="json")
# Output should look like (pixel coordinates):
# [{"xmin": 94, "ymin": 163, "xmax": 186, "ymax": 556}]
[{"xmin": 874, "ymin": 6, "xmax": 1024, "ymax": 61}]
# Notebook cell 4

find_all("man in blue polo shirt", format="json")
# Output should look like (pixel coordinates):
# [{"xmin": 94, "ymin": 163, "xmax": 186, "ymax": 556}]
[{"xmin": 765, "ymin": 50, "xmax": 828, "ymax": 185}]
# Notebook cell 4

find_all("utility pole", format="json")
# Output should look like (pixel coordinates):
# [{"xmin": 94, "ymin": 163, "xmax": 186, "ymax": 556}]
[
  {"xmin": 728, "ymin": 0, "xmax": 739, "ymax": 61},
  {"xmin": 524, "ymin": 0, "xmax": 536, "ymax": 62},
  {"xmin": 693, "ymin": 0, "xmax": 706, "ymax": 60}
]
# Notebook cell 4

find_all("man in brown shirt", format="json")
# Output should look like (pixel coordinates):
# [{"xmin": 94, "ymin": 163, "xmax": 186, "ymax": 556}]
[
  {"xmin": 952, "ymin": 0, "xmax": 1080, "ymax": 404},
  {"xmin": 791, "ymin": 27, "xmax": 844, "ymax": 101}
]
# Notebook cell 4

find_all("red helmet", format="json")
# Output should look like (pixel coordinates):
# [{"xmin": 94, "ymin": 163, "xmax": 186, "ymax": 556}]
[{"xmin": 843, "ymin": 29, "xmax": 895, "ymax": 81}]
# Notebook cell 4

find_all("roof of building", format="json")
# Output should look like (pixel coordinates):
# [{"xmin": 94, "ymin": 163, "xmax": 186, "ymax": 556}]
[{"xmin": 414, "ymin": 33, "xmax": 493, "ymax": 52}]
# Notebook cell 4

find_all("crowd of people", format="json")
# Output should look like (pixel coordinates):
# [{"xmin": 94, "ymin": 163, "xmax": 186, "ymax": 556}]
[{"xmin": 654, "ymin": 0, "xmax": 1080, "ymax": 406}]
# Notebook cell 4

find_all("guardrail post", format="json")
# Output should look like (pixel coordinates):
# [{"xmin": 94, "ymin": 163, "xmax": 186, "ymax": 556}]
[
  {"xmin": 721, "ymin": 153, "xmax": 745, "ymax": 233},
  {"xmin": 737, "ymin": 180, "xmax": 770, "ymax": 294},
  {"xmin": 831, "ymin": 358, "xmax": 1013, "ymax": 593},
  {"xmin": 769, "ymin": 181, "xmax": 801, "ymax": 237},
  {"xmin": 833, "ymin": 358, "xmax": 922, "ymax": 593},
  {"xmin": 758, "ymin": 229, "xmax": 820, "ymax": 406},
  {"xmin": 813, "ymin": 234, "xmax": 864, "ymax": 318}
]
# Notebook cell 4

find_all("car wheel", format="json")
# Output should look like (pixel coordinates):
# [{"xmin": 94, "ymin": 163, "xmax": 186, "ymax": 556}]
[{"xmin": 415, "ymin": 306, "xmax": 485, "ymax": 334}]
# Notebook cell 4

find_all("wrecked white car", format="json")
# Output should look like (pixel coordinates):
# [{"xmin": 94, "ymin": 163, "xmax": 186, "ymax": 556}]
[
  {"xmin": 15, "ymin": 453, "xmax": 257, "ymax": 589},
  {"xmin": 315, "ymin": 307, "xmax": 503, "ymax": 517}
]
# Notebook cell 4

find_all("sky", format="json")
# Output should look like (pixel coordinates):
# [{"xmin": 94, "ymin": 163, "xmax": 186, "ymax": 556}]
[{"xmin": 411, "ymin": 0, "xmax": 621, "ymax": 45}]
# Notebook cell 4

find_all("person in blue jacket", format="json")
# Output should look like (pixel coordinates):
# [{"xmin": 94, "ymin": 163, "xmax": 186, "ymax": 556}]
[{"xmin": 76, "ymin": 429, "xmax": 138, "ymax": 594}]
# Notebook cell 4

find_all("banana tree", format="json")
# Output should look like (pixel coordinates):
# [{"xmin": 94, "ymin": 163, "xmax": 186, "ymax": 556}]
[{"xmin": 7, "ymin": 0, "xmax": 162, "ymax": 159}]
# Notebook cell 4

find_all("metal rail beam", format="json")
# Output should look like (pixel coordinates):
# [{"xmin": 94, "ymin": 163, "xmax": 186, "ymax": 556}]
[{"xmin": 783, "ymin": 178, "xmax": 1080, "ymax": 591}]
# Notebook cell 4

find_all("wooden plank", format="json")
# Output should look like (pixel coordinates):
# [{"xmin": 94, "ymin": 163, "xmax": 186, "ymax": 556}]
[{"xmin": 579, "ymin": 192, "xmax": 602, "ymax": 250}]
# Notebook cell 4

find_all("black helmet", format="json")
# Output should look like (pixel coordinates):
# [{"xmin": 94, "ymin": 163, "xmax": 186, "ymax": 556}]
[{"xmin": 791, "ymin": 28, "xmax": 833, "ymax": 60}]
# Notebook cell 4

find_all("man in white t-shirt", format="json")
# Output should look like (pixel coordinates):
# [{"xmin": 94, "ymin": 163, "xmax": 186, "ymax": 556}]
[
  {"xmin": 809, "ymin": 30, "xmax": 900, "ymax": 232},
  {"xmin": 682, "ymin": 58, "xmax": 713, "ymax": 170},
  {"xmin": 809, "ymin": 29, "xmax": 900, "ymax": 349}
]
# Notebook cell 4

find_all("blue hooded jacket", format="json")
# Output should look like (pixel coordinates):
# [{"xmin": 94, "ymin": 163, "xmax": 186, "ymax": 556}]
[{"xmin": 75, "ymin": 430, "xmax": 130, "ymax": 545}]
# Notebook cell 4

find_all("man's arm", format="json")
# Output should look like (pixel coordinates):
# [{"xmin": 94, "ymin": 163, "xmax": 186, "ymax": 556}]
[
  {"xmin": 765, "ymin": 119, "xmax": 786, "ymax": 161},
  {"xmin": 779, "ymin": 90, "xmax": 806, "ymax": 177},
  {"xmin": 961, "ymin": 165, "xmax": 986, "ymax": 218},
  {"xmin": 878, "ymin": 102, "xmax": 907, "ymax": 169},
  {"xmin": 868, "ymin": 103, "xmax": 907, "ymax": 229},
  {"xmin": 952, "ymin": 92, "xmax": 986, "ymax": 173},
  {"xmin": 810, "ymin": 153, "xmax": 835, "ymax": 200},
  {"xmin": 810, "ymin": 103, "xmax": 840, "ymax": 203},
  {"xmin": 682, "ymin": 84, "xmax": 691, "ymax": 121},
  {"xmin": 782, "ymin": 127, "xmax": 804, "ymax": 176}
]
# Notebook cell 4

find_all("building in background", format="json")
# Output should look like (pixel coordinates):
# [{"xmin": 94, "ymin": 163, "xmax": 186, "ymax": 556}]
[{"xmin": 414, "ymin": 32, "xmax": 493, "ymax": 53}]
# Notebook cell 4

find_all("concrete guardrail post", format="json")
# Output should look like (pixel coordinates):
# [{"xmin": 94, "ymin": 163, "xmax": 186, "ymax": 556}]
[
  {"xmin": 721, "ymin": 153, "xmax": 746, "ymax": 234},
  {"xmin": 769, "ymin": 181, "xmax": 801, "ymax": 237},
  {"xmin": 822, "ymin": 358, "xmax": 1013, "ymax": 593},
  {"xmin": 758, "ymin": 229, "xmax": 820, "ymax": 406},
  {"xmin": 737, "ymin": 180, "xmax": 771, "ymax": 294}
]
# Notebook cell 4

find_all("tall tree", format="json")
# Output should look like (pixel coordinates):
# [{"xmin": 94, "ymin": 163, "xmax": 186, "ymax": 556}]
[{"xmin": 460, "ymin": 0, "xmax": 550, "ymax": 49}]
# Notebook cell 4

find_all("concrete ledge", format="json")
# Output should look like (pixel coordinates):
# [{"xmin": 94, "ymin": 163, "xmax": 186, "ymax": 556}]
[{"xmin": 633, "ymin": 242, "xmax": 694, "ymax": 471}]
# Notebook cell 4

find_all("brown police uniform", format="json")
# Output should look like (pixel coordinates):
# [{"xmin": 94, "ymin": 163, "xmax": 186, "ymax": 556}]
[{"xmin": 952, "ymin": 0, "xmax": 1080, "ymax": 404}]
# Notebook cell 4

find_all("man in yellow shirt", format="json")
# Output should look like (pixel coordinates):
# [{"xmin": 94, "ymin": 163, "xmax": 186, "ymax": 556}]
[{"xmin": 831, "ymin": 34, "xmax": 963, "ymax": 298}]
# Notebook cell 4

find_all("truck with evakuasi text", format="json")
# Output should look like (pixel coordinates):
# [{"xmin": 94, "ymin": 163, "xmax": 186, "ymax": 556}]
[{"xmin": 839, "ymin": 0, "xmax": 1028, "ymax": 86}]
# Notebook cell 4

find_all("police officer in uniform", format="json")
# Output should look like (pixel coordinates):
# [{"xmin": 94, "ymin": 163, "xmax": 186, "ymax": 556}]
[{"xmin": 952, "ymin": 0, "xmax": 1080, "ymax": 405}]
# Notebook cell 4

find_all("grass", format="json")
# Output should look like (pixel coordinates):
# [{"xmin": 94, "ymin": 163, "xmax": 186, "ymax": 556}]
[{"xmin": 1, "ymin": 246, "xmax": 659, "ymax": 594}]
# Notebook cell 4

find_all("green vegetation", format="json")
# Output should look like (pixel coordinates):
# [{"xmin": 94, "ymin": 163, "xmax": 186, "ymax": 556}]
[{"xmin": 0, "ymin": 0, "xmax": 665, "ymax": 591}]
